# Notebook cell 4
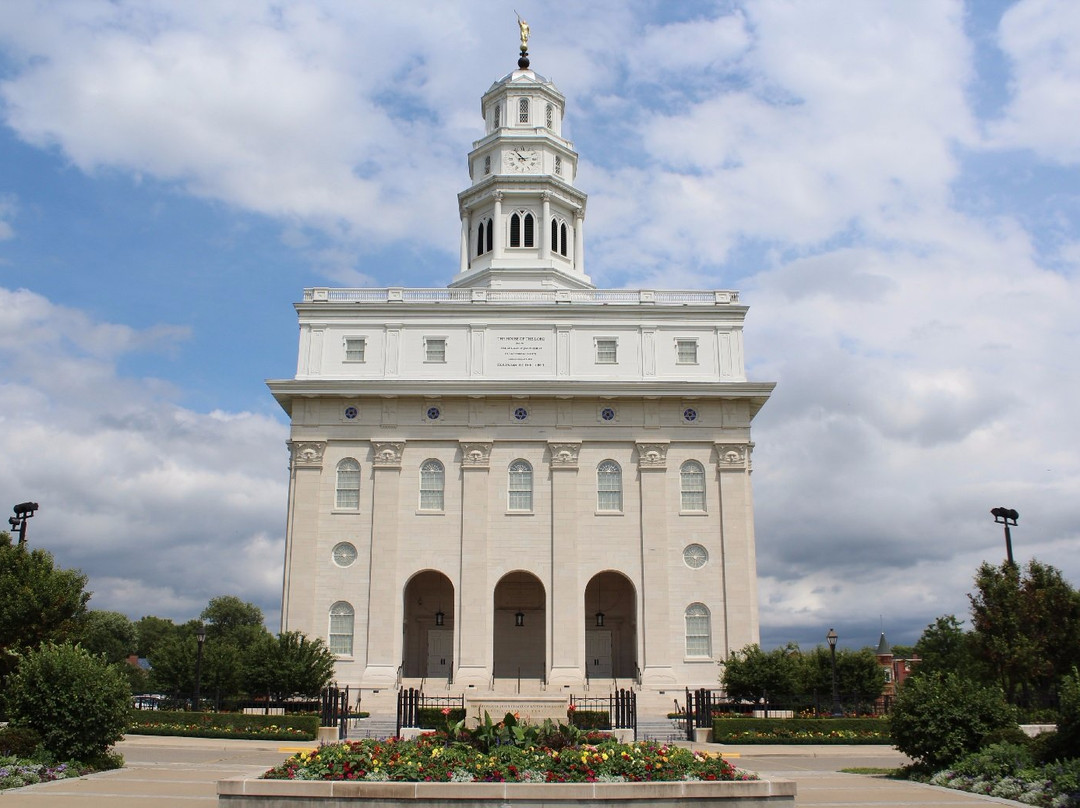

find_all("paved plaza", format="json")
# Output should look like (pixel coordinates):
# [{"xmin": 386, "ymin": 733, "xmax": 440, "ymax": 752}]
[{"xmin": 0, "ymin": 735, "xmax": 1032, "ymax": 807}]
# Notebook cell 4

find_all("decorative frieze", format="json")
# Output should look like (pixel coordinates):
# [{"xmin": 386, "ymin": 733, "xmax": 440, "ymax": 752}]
[
  {"xmin": 460, "ymin": 441, "xmax": 493, "ymax": 468},
  {"xmin": 371, "ymin": 441, "xmax": 406, "ymax": 468},
  {"xmin": 636, "ymin": 442, "xmax": 669, "ymax": 469},
  {"xmin": 548, "ymin": 441, "xmax": 581, "ymax": 468},
  {"xmin": 289, "ymin": 441, "xmax": 326, "ymax": 469},
  {"xmin": 716, "ymin": 442, "xmax": 752, "ymax": 471}
]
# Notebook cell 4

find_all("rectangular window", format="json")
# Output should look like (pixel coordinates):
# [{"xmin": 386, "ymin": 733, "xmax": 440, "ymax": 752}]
[
  {"xmin": 329, "ymin": 612, "xmax": 353, "ymax": 655},
  {"xmin": 676, "ymin": 339, "xmax": 698, "ymax": 365},
  {"xmin": 425, "ymin": 337, "xmax": 446, "ymax": 363},
  {"xmin": 344, "ymin": 337, "xmax": 366, "ymax": 362},
  {"xmin": 595, "ymin": 338, "xmax": 618, "ymax": 364},
  {"xmin": 554, "ymin": 155, "xmax": 562, "ymax": 175}
]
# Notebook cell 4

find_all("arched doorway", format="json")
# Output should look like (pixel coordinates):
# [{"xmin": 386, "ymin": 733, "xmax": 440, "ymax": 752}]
[
  {"xmin": 584, "ymin": 572, "xmax": 637, "ymax": 679},
  {"xmin": 492, "ymin": 571, "xmax": 546, "ymax": 679},
  {"xmin": 402, "ymin": 570, "xmax": 454, "ymax": 679}
]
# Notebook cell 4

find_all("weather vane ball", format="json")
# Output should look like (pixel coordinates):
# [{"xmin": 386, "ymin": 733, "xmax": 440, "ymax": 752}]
[{"xmin": 516, "ymin": 12, "xmax": 530, "ymax": 68}]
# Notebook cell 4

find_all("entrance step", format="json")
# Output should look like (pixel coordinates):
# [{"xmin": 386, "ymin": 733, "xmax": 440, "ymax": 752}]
[
  {"xmin": 346, "ymin": 715, "xmax": 398, "ymax": 740},
  {"xmin": 637, "ymin": 718, "xmax": 686, "ymax": 744}
]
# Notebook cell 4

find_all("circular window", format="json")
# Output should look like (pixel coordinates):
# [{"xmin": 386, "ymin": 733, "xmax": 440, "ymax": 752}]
[
  {"xmin": 332, "ymin": 542, "xmax": 358, "ymax": 568},
  {"xmin": 600, "ymin": 407, "xmax": 616, "ymax": 421},
  {"xmin": 683, "ymin": 408, "xmax": 698, "ymax": 422},
  {"xmin": 683, "ymin": 544, "xmax": 708, "ymax": 569},
  {"xmin": 513, "ymin": 407, "xmax": 529, "ymax": 421},
  {"xmin": 344, "ymin": 406, "xmax": 358, "ymax": 420},
  {"xmin": 426, "ymin": 406, "xmax": 441, "ymax": 421}
]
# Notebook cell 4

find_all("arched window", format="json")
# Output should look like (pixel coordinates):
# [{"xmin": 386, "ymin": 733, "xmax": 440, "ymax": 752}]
[
  {"xmin": 597, "ymin": 460, "xmax": 622, "ymax": 512},
  {"xmin": 560, "ymin": 222, "xmax": 568, "ymax": 256},
  {"xmin": 680, "ymin": 460, "xmax": 706, "ymax": 511},
  {"xmin": 476, "ymin": 222, "xmax": 485, "ymax": 256},
  {"xmin": 494, "ymin": 104, "xmax": 501, "ymax": 128},
  {"xmin": 484, "ymin": 154, "xmax": 491, "ymax": 175},
  {"xmin": 519, "ymin": 97, "xmax": 529, "ymax": 123},
  {"xmin": 522, "ymin": 212, "xmax": 534, "ymax": 247},
  {"xmin": 420, "ymin": 459, "xmax": 445, "ymax": 511},
  {"xmin": 329, "ymin": 601, "xmax": 355, "ymax": 655},
  {"xmin": 550, "ymin": 218, "xmax": 558, "ymax": 252},
  {"xmin": 685, "ymin": 603, "xmax": 711, "ymax": 657},
  {"xmin": 336, "ymin": 459, "xmax": 361, "ymax": 509},
  {"xmin": 510, "ymin": 212, "xmax": 521, "ymax": 248},
  {"xmin": 508, "ymin": 460, "xmax": 533, "ymax": 512},
  {"xmin": 485, "ymin": 219, "xmax": 493, "ymax": 253},
  {"xmin": 554, "ymin": 154, "xmax": 562, "ymax": 175},
  {"xmin": 545, "ymin": 103, "xmax": 553, "ymax": 129}
]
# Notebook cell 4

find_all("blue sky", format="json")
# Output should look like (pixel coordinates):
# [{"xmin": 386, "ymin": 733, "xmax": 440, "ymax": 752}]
[{"xmin": 1, "ymin": 0, "xmax": 1078, "ymax": 652}]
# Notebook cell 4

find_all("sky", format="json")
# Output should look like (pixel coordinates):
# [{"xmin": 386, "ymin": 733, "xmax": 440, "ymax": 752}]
[{"xmin": 1, "ymin": 0, "xmax": 1077, "ymax": 653}]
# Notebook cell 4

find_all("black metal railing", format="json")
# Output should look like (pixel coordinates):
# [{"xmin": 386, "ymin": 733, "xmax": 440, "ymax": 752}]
[
  {"xmin": 395, "ymin": 688, "xmax": 465, "ymax": 737},
  {"xmin": 569, "ymin": 689, "xmax": 636, "ymax": 739},
  {"xmin": 321, "ymin": 685, "xmax": 350, "ymax": 740}
]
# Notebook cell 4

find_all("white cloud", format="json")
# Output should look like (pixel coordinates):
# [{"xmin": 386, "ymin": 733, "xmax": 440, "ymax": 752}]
[
  {"xmin": 0, "ymin": 286, "xmax": 288, "ymax": 626},
  {"xmin": 988, "ymin": 0, "xmax": 1080, "ymax": 163}
]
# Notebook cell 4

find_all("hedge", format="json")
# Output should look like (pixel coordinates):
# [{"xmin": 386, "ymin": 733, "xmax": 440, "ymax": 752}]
[
  {"xmin": 127, "ymin": 710, "xmax": 318, "ymax": 740},
  {"xmin": 570, "ymin": 710, "xmax": 611, "ymax": 730},
  {"xmin": 415, "ymin": 707, "xmax": 467, "ymax": 728},
  {"xmin": 712, "ymin": 717, "xmax": 891, "ymax": 744}
]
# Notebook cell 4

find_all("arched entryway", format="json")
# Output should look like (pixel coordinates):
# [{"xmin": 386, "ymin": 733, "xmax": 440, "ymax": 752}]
[
  {"xmin": 492, "ymin": 571, "xmax": 546, "ymax": 679},
  {"xmin": 402, "ymin": 570, "xmax": 455, "ymax": 679},
  {"xmin": 584, "ymin": 572, "xmax": 637, "ymax": 679}
]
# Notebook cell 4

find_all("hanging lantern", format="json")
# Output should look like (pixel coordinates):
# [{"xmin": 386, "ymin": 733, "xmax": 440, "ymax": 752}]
[
  {"xmin": 595, "ymin": 611, "xmax": 605, "ymax": 627},
  {"xmin": 435, "ymin": 609, "xmax": 445, "ymax": 627},
  {"xmin": 515, "ymin": 610, "xmax": 525, "ymax": 627}
]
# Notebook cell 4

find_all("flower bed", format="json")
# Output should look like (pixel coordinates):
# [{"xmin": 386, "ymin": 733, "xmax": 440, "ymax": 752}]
[
  {"xmin": 0, "ymin": 757, "xmax": 95, "ymax": 791},
  {"xmin": 712, "ymin": 717, "xmax": 890, "ymax": 744},
  {"xmin": 264, "ymin": 734, "xmax": 755, "ymax": 783},
  {"xmin": 127, "ymin": 709, "xmax": 318, "ymax": 740}
]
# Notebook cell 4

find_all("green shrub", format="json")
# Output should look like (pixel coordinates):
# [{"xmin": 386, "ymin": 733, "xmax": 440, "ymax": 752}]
[
  {"xmin": 415, "ymin": 707, "xmax": 466, "ymax": 728},
  {"xmin": 951, "ymin": 742, "xmax": 1033, "ymax": 779},
  {"xmin": 890, "ymin": 672, "xmax": 1015, "ymax": 769},
  {"xmin": 569, "ymin": 709, "xmax": 611, "ymax": 730},
  {"xmin": 4, "ymin": 642, "xmax": 130, "ymax": 762},
  {"xmin": 127, "ymin": 709, "xmax": 318, "ymax": 740},
  {"xmin": 0, "ymin": 726, "xmax": 42, "ymax": 757},
  {"xmin": 712, "ymin": 717, "xmax": 890, "ymax": 744}
]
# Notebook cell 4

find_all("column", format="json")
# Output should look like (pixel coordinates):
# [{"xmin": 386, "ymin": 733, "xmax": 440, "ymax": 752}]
[
  {"xmin": 363, "ymin": 440, "xmax": 405, "ymax": 687},
  {"xmin": 456, "ymin": 441, "xmax": 493, "ymax": 686},
  {"xmin": 459, "ymin": 207, "xmax": 470, "ymax": 274},
  {"xmin": 281, "ymin": 441, "xmax": 325, "ymax": 636},
  {"xmin": 573, "ymin": 211, "xmax": 585, "ymax": 276},
  {"xmin": 637, "ymin": 442, "xmax": 676, "ymax": 686},
  {"xmin": 716, "ymin": 443, "xmax": 759, "ymax": 653},
  {"xmin": 493, "ymin": 192, "xmax": 504, "ymax": 257},
  {"xmin": 547, "ymin": 441, "xmax": 582, "ymax": 686},
  {"xmin": 540, "ymin": 192, "xmax": 551, "ymax": 261}
]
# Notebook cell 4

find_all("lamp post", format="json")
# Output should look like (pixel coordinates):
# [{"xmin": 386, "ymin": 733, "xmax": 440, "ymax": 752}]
[
  {"xmin": 193, "ymin": 624, "xmax": 206, "ymax": 712},
  {"xmin": 991, "ymin": 507, "xmax": 1019, "ymax": 567},
  {"xmin": 8, "ymin": 502, "xmax": 39, "ymax": 546},
  {"xmin": 827, "ymin": 628, "xmax": 841, "ymax": 717}
]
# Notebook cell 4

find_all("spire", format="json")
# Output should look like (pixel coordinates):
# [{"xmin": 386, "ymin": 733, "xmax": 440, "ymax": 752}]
[{"xmin": 875, "ymin": 632, "xmax": 891, "ymax": 656}]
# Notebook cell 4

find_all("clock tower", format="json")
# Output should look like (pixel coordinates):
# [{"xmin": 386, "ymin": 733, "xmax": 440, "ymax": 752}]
[{"xmin": 453, "ymin": 42, "xmax": 591, "ymax": 289}]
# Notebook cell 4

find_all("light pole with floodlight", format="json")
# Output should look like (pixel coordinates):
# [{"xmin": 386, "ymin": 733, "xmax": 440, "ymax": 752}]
[
  {"xmin": 8, "ymin": 502, "xmax": 39, "ymax": 546},
  {"xmin": 991, "ymin": 507, "xmax": 1019, "ymax": 567}
]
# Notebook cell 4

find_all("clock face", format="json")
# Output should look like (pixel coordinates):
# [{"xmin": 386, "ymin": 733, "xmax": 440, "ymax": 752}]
[{"xmin": 504, "ymin": 148, "xmax": 540, "ymax": 173}]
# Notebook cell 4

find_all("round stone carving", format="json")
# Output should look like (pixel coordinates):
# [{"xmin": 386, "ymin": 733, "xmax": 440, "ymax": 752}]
[
  {"xmin": 344, "ymin": 406, "xmax": 358, "ymax": 420},
  {"xmin": 683, "ymin": 544, "xmax": 708, "ymax": 569},
  {"xmin": 332, "ymin": 542, "xmax": 358, "ymax": 568},
  {"xmin": 601, "ymin": 407, "xmax": 616, "ymax": 422},
  {"xmin": 513, "ymin": 407, "xmax": 529, "ymax": 421},
  {"xmin": 683, "ymin": 408, "xmax": 698, "ymax": 422},
  {"xmin": 426, "ymin": 406, "xmax": 441, "ymax": 421}
]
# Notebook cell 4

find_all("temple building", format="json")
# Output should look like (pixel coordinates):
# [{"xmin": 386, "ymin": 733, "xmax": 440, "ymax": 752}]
[{"xmin": 268, "ymin": 37, "xmax": 774, "ymax": 699}]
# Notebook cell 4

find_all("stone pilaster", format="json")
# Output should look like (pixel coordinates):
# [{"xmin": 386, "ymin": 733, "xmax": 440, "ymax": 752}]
[
  {"xmin": 547, "ymin": 441, "xmax": 582, "ymax": 685},
  {"xmin": 281, "ymin": 441, "xmax": 325, "ymax": 636},
  {"xmin": 456, "ymin": 441, "xmax": 492, "ymax": 686},
  {"xmin": 637, "ymin": 441, "xmax": 676, "ymax": 686},
  {"xmin": 363, "ymin": 440, "xmax": 405, "ymax": 687},
  {"xmin": 716, "ymin": 443, "xmax": 759, "ymax": 653}
]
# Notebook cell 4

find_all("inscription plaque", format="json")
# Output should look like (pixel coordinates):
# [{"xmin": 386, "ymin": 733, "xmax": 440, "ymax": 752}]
[{"xmin": 492, "ymin": 333, "xmax": 553, "ymax": 374}]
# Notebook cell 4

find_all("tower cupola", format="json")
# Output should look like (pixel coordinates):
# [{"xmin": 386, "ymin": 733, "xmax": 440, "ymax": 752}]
[{"xmin": 451, "ymin": 21, "xmax": 591, "ymax": 290}]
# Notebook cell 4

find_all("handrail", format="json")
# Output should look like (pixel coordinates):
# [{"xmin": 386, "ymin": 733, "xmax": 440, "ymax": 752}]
[{"xmin": 304, "ymin": 287, "xmax": 740, "ymax": 306}]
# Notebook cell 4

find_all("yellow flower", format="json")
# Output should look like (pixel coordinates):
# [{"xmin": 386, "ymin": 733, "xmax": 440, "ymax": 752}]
[{"xmin": 601, "ymin": 753, "xmax": 609, "ymax": 760}]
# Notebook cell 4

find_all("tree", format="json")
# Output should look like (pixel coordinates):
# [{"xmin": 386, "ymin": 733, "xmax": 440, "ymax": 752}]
[
  {"xmin": 133, "ymin": 615, "xmax": 177, "ymax": 659},
  {"xmin": 201, "ymin": 596, "xmax": 266, "ymax": 644},
  {"xmin": 81, "ymin": 610, "xmax": 138, "ymax": 664},
  {"xmin": 913, "ymin": 614, "xmax": 980, "ymax": 680},
  {"xmin": 970, "ymin": 560, "xmax": 1080, "ymax": 705},
  {"xmin": 721, "ymin": 644, "xmax": 802, "ymax": 703},
  {"xmin": 245, "ymin": 632, "xmax": 336, "ymax": 701},
  {"xmin": 800, "ymin": 646, "xmax": 886, "ymax": 708},
  {"xmin": 0, "ymin": 532, "xmax": 90, "ymax": 684},
  {"xmin": 4, "ymin": 642, "xmax": 130, "ymax": 762},
  {"xmin": 890, "ymin": 671, "xmax": 1015, "ymax": 770}
]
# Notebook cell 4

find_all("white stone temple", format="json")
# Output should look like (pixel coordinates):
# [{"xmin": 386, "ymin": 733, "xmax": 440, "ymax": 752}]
[{"xmin": 268, "ymin": 39, "xmax": 774, "ymax": 701}]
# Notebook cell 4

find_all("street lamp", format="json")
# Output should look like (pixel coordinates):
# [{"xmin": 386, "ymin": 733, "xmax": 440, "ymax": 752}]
[
  {"xmin": 826, "ymin": 628, "xmax": 841, "ymax": 717},
  {"xmin": 8, "ymin": 502, "xmax": 39, "ymax": 546},
  {"xmin": 193, "ymin": 624, "xmax": 206, "ymax": 713},
  {"xmin": 991, "ymin": 507, "xmax": 1019, "ymax": 567}
]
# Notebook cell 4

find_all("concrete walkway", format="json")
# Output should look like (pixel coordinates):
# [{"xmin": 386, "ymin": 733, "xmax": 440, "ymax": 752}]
[{"xmin": 0, "ymin": 736, "xmax": 1031, "ymax": 807}]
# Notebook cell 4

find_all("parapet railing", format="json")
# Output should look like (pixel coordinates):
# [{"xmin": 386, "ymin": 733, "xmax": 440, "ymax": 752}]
[{"xmin": 303, "ymin": 288, "xmax": 739, "ymax": 306}]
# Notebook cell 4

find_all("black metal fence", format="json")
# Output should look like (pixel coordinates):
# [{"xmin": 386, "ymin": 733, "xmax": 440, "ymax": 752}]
[
  {"xmin": 396, "ymin": 688, "xmax": 465, "ymax": 737},
  {"xmin": 569, "ymin": 689, "xmax": 637, "ymax": 739},
  {"xmin": 321, "ymin": 686, "xmax": 350, "ymax": 740}
]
